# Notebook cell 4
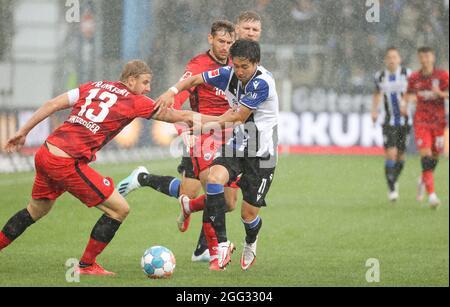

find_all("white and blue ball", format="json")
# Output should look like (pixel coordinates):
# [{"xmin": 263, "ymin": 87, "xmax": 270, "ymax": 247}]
[{"xmin": 141, "ymin": 246, "xmax": 176, "ymax": 279}]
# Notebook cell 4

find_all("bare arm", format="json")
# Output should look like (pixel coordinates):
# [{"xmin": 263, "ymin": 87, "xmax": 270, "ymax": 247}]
[
  {"xmin": 156, "ymin": 74, "xmax": 205, "ymax": 110},
  {"xmin": 371, "ymin": 91, "xmax": 382, "ymax": 124},
  {"xmin": 200, "ymin": 106, "xmax": 254, "ymax": 129},
  {"xmin": 153, "ymin": 108, "xmax": 195, "ymax": 126},
  {"xmin": 3, "ymin": 93, "xmax": 71, "ymax": 153},
  {"xmin": 432, "ymin": 87, "xmax": 449, "ymax": 99},
  {"xmin": 400, "ymin": 92, "xmax": 416, "ymax": 116}
]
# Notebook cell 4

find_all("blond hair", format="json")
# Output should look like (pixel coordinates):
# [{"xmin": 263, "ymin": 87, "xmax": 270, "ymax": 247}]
[
  {"xmin": 120, "ymin": 60, "xmax": 152, "ymax": 82},
  {"xmin": 236, "ymin": 11, "xmax": 262, "ymax": 24}
]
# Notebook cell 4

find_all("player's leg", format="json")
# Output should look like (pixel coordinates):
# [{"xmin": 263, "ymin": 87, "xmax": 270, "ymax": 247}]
[
  {"xmin": 204, "ymin": 164, "xmax": 236, "ymax": 269},
  {"xmin": 425, "ymin": 129, "xmax": 445, "ymax": 208},
  {"xmin": 117, "ymin": 165, "xmax": 184, "ymax": 199},
  {"xmin": 1, "ymin": 145, "xmax": 61, "ymax": 251},
  {"xmin": 76, "ymin": 189, "xmax": 128, "ymax": 276},
  {"xmin": 415, "ymin": 126, "xmax": 442, "ymax": 207},
  {"xmin": 240, "ymin": 201, "xmax": 262, "ymax": 271},
  {"xmin": 390, "ymin": 125, "xmax": 411, "ymax": 200},
  {"xmin": 239, "ymin": 164, "xmax": 275, "ymax": 271},
  {"xmin": 385, "ymin": 147, "xmax": 399, "ymax": 201},
  {"xmin": 394, "ymin": 125, "xmax": 410, "ymax": 180},
  {"xmin": 0, "ymin": 199, "xmax": 55, "ymax": 251},
  {"xmin": 65, "ymin": 162, "xmax": 123, "ymax": 275},
  {"xmin": 383, "ymin": 125, "xmax": 400, "ymax": 200}
]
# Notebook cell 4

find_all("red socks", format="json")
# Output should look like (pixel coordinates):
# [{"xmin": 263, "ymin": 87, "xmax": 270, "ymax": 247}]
[
  {"xmin": 80, "ymin": 238, "xmax": 109, "ymax": 265},
  {"xmin": 422, "ymin": 170, "xmax": 435, "ymax": 194},
  {"xmin": 0, "ymin": 232, "xmax": 12, "ymax": 251},
  {"xmin": 203, "ymin": 223, "xmax": 218, "ymax": 260},
  {"xmin": 189, "ymin": 194, "xmax": 206, "ymax": 213}
]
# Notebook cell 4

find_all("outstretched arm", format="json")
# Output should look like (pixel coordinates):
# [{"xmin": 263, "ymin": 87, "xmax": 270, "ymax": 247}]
[
  {"xmin": 3, "ymin": 93, "xmax": 71, "ymax": 153},
  {"xmin": 156, "ymin": 74, "xmax": 205, "ymax": 110},
  {"xmin": 199, "ymin": 106, "xmax": 254, "ymax": 130}
]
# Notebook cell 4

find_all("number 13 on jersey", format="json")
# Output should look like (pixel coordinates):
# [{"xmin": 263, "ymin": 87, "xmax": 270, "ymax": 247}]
[{"xmin": 78, "ymin": 89, "xmax": 118, "ymax": 123}]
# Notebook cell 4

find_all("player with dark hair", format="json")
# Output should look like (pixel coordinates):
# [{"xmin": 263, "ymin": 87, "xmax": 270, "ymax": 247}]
[
  {"xmin": 157, "ymin": 40, "xmax": 279, "ymax": 271},
  {"xmin": 371, "ymin": 47, "xmax": 412, "ymax": 202},
  {"xmin": 0, "ymin": 60, "xmax": 196, "ymax": 275},
  {"xmin": 117, "ymin": 20, "xmax": 238, "ymax": 269},
  {"xmin": 402, "ymin": 47, "xmax": 449, "ymax": 208}
]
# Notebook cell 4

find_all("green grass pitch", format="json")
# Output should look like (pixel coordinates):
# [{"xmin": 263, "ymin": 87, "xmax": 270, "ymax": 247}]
[{"xmin": 0, "ymin": 154, "xmax": 448, "ymax": 287}]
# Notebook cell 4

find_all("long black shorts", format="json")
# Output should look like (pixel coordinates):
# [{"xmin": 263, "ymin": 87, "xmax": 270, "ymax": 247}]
[
  {"xmin": 383, "ymin": 125, "xmax": 411, "ymax": 152},
  {"xmin": 212, "ymin": 155, "xmax": 276, "ymax": 208},
  {"xmin": 177, "ymin": 156, "xmax": 196, "ymax": 179}
]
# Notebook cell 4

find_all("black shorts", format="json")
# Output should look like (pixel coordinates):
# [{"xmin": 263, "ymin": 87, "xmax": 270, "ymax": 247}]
[
  {"xmin": 383, "ymin": 125, "xmax": 411, "ymax": 152},
  {"xmin": 177, "ymin": 156, "xmax": 196, "ymax": 179},
  {"xmin": 212, "ymin": 155, "xmax": 276, "ymax": 208}
]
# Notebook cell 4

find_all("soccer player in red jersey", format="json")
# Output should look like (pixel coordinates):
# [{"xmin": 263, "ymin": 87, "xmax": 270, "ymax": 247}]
[
  {"xmin": 402, "ymin": 47, "xmax": 449, "ymax": 208},
  {"xmin": 117, "ymin": 20, "xmax": 238, "ymax": 269},
  {"xmin": 0, "ymin": 60, "xmax": 195, "ymax": 275}
]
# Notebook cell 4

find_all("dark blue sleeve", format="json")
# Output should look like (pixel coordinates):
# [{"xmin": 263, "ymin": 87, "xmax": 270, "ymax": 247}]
[
  {"xmin": 240, "ymin": 79, "xmax": 270, "ymax": 110},
  {"xmin": 202, "ymin": 66, "xmax": 232, "ymax": 91}
]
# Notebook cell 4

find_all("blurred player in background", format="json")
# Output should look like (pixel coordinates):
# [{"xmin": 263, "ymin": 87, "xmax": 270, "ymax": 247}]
[
  {"xmin": 371, "ymin": 47, "xmax": 412, "ymax": 202},
  {"xmin": 235, "ymin": 11, "xmax": 262, "ymax": 41},
  {"xmin": 117, "ymin": 20, "xmax": 237, "ymax": 269},
  {"xmin": 157, "ymin": 40, "xmax": 279, "ymax": 271},
  {"xmin": 0, "ymin": 60, "xmax": 195, "ymax": 275},
  {"xmin": 402, "ymin": 47, "xmax": 449, "ymax": 208}
]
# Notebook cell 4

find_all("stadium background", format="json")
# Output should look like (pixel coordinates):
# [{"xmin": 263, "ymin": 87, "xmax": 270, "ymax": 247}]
[{"xmin": 0, "ymin": 0, "xmax": 448, "ymax": 172}]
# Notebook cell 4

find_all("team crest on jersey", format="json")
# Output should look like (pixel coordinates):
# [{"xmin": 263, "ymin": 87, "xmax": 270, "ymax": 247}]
[
  {"xmin": 103, "ymin": 178, "xmax": 111, "ymax": 187},
  {"xmin": 204, "ymin": 153, "xmax": 212, "ymax": 161},
  {"xmin": 208, "ymin": 69, "xmax": 221, "ymax": 78}
]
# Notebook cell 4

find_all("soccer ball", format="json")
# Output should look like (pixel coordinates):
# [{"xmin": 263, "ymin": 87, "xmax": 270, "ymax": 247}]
[{"xmin": 141, "ymin": 246, "xmax": 176, "ymax": 279}]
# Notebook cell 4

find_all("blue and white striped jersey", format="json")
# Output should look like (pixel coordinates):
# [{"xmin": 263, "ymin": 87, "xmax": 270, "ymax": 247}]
[
  {"xmin": 202, "ymin": 65, "xmax": 279, "ymax": 159},
  {"xmin": 374, "ymin": 66, "xmax": 412, "ymax": 126}
]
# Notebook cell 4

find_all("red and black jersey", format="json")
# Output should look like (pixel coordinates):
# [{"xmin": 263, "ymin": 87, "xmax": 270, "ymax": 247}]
[
  {"xmin": 47, "ymin": 81, "xmax": 157, "ymax": 162},
  {"xmin": 173, "ymin": 51, "xmax": 230, "ymax": 116},
  {"xmin": 407, "ymin": 68, "xmax": 449, "ymax": 128}
]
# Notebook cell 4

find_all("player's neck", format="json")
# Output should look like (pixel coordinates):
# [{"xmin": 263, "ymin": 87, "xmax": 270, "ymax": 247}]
[
  {"xmin": 387, "ymin": 67, "xmax": 398, "ymax": 74},
  {"xmin": 208, "ymin": 50, "xmax": 228, "ymax": 65},
  {"xmin": 421, "ymin": 66, "xmax": 434, "ymax": 76}
]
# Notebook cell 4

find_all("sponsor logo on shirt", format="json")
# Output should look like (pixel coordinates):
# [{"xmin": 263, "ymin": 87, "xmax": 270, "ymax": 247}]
[{"xmin": 208, "ymin": 69, "xmax": 221, "ymax": 78}]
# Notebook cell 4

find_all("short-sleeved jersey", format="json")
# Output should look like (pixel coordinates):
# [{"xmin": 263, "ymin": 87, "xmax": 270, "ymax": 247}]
[
  {"xmin": 202, "ymin": 65, "xmax": 279, "ymax": 159},
  {"xmin": 407, "ymin": 69, "xmax": 449, "ymax": 128},
  {"xmin": 47, "ymin": 81, "xmax": 157, "ymax": 162},
  {"xmin": 374, "ymin": 66, "xmax": 412, "ymax": 126},
  {"xmin": 173, "ymin": 51, "xmax": 231, "ymax": 116}
]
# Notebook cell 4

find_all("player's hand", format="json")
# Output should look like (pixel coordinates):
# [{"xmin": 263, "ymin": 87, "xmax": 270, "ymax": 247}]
[
  {"xmin": 3, "ymin": 133, "xmax": 27, "ymax": 153},
  {"xmin": 431, "ymin": 86, "xmax": 442, "ymax": 98},
  {"xmin": 156, "ymin": 91, "xmax": 175, "ymax": 111}
]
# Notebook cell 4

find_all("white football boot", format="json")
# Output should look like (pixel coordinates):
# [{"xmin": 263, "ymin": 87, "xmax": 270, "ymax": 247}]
[
  {"xmin": 388, "ymin": 183, "xmax": 399, "ymax": 202},
  {"xmin": 177, "ymin": 195, "xmax": 191, "ymax": 232},
  {"xmin": 117, "ymin": 166, "xmax": 149, "ymax": 197},
  {"xmin": 217, "ymin": 241, "xmax": 235, "ymax": 269},
  {"xmin": 241, "ymin": 239, "xmax": 257, "ymax": 271},
  {"xmin": 428, "ymin": 193, "xmax": 441, "ymax": 210},
  {"xmin": 191, "ymin": 248, "xmax": 211, "ymax": 263}
]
